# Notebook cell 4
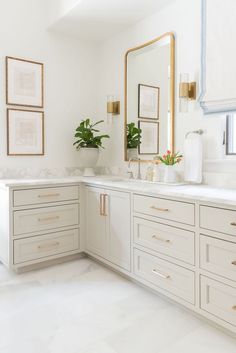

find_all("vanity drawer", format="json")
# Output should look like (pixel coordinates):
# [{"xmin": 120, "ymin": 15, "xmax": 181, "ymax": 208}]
[
  {"xmin": 133, "ymin": 194, "xmax": 195, "ymax": 226},
  {"xmin": 133, "ymin": 249, "xmax": 195, "ymax": 304},
  {"xmin": 13, "ymin": 185, "xmax": 79, "ymax": 207},
  {"xmin": 200, "ymin": 276, "xmax": 236, "ymax": 327},
  {"xmin": 14, "ymin": 229, "xmax": 79, "ymax": 264},
  {"xmin": 134, "ymin": 217, "xmax": 195, "ymax": 265},
  {"xmin": 200, "ymin": 235, "xmax": 236, "ymax": 281},
  {"xmin": 14, "ymin": 204, "xmax": 79, "ymax": 236},
  {"xmin": 200, "ymin": 205, "xmax": 236, "ymax": 236}
]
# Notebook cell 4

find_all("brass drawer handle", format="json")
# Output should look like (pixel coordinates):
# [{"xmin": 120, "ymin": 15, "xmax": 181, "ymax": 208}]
[
  {"xmin": 150, "ymin": 206, "xmax": 169, "ymax": 212},
  {"xmin": 152, "ymin": 268, "xmax": 170, "ymax": 279},
  {"xmin": 103, "ymin": 194, "xmax": 108, "ymax": 216},
  {"xmin": 100, "ymin": 194, "xmax": 103, "ymax": 216},
  {"xmin": 38, "ymin": 216, "xmax": 60, "ymax": 222},
  {"xmin": 231, "ymin": 261, "xmax": 236, "ymax": 266},
  {"xmin": 38, "ymin": 241, "xmax": 60, "ymax": 250},
  {"xmin": 232, "ymin": 305, "xmax": 236, "ymax": 311},
  {"xmin": 100, "ymin": 194, "xmax": 108, "ymax": 216},
  {"xmin": 38, "ymin": 193, "xmax": 60, "ymax": 198},
  {"xmin": 230, "ymin": 222, "xmax": 236, "ymax": 226},
  {"xmin": 152, "ymin": 235, "xmax": 170, "ymax": 243}
]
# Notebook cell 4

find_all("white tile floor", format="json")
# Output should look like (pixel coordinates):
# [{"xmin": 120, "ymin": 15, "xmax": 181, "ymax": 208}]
[{"xmin": 0, "ymin": 258, "xmax": 235, "ymax": 353}]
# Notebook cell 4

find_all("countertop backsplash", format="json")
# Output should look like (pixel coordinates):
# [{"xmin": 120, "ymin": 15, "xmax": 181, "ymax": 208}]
[{"xmin": 0, "ymin": 166, "xmax": 236, "ymax": 189}]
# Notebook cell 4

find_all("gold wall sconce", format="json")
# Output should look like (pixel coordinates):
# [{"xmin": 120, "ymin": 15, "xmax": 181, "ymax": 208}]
[
  {"xmin": 107, "ymin": 95, "xmax": 120, "ymax": 123},
  {"xmin": 179, "ymin": 74, "xmax": 197, "ymax": 112}
]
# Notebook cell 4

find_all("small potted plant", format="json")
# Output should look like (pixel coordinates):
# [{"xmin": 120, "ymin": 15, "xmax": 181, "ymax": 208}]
[
  {"xmin": 156, "ymin": 150, "xmax": 182, "ymax": 183},
  {"xmin": 126, "ymin": 122, "xmax": 142, "ymax": 159},
  {"xmin": 74, "ymin": 118, "xmax": 109, "ymax": 176}
]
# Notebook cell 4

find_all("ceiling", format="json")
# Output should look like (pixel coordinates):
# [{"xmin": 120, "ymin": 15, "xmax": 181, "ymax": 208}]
[{"xmin": 49, "ymin": 0, "xmax": 176, "ymax": 41}]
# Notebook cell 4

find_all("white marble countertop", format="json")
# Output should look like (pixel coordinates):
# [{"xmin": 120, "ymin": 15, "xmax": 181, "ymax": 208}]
[{"xmin": 1, "ymin": 175, "xmax": 236, "ymax": 207}]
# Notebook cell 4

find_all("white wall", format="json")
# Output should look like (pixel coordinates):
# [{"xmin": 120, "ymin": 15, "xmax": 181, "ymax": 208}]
[
  {"xmin": 0, "ymin": 0, "xmax": 98, "ymax": 171},
  {"xmin": 96, "ymin": 0, "xmax": 234, "ymax": 177}
]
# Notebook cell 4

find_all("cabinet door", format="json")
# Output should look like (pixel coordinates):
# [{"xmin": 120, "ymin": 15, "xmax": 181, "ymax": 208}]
[
  {"xmin": 85, "ymin": 186, "xmax": 107, "ymax": 258},
  {"xmin": 105, "ymin": 190, "xmax": 131, "ymax": 271}
]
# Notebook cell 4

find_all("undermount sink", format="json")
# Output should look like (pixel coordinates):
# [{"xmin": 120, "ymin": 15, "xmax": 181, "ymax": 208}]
[{"xmin": 102, "ymin": 177, "xmax": 186, "ymax": 186}]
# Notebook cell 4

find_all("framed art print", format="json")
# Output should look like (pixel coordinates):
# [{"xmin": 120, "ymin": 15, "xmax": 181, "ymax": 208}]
[
  {"xmin": 138, "ymin": 120, "xmax": 159, "ymax": 155},
  {"xmin": 6, "ymin": 56, "xmax": 44, "ymax": 108},
  {"xmin": 138, "ymin": 84, "xmax": 159, "ymax": 120},
  {"xmin": 7, "ymin": 109, "xmax": 44, "ymax": 156}
]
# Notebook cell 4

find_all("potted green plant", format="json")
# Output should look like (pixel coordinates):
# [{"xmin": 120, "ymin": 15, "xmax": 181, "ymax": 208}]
[
  {"xmin": 126, "ymin": 122, "xmax": 142, "ymax": 159},
  {"xmin": 74, "ymin": 118, "xmax": 109, "ymax": 176},
  {"xmin": 156, "ymin": 150, "xmax": 183, "ymax": 183}
]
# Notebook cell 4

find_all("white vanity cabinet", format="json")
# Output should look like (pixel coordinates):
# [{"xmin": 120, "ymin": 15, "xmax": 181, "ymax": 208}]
[
  {"xmin": 85, "ymin": 185, "xmax": 131, "ymax": 271},
  {"xmin": 0, "ymin": 184, "xmax": 81, "ymax": 271},
  {"xmin": 1, "ymin": 178, "xmax": 236, "ymax": 335}
]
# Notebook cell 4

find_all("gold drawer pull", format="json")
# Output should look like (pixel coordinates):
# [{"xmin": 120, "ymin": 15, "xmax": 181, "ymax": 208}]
[
  {"xmin": 152, "ymin": 269, "xmax": 170, "ymax": 279},
  {"xmin": 38, "ymin": 241, "xmax": 60, "ymax": 250},
  {"xmin": 38, "ymin": 216, "xmax": 60, "ymax": 222},
  {"xmin": 100, "ymin": 194, "xmax": 103, "ymax": 215},
  {"xmin": 38, "ymin": 193, "xmax": 60, "ymax": 198},
  {"xmin": 231, "ymin": 261, "xmax": 236, "ymax": 266},
  {"xmin": 230, "ymin": 222, "xmax": 236, "ymax": 226},
  {"xmin": 103, "ymin": 194, "xmax": 108, "ymax": 216},
  {"xmin": 232, "ymin": 305, "xmax": 236, "ymax": 311},
  {"xmin": 150, "ymin": 206, "xmax": 169, "ymax": 212},
  {"xmin": 152, "ymin": 235, "xmax": 170, "ymax": 243}
]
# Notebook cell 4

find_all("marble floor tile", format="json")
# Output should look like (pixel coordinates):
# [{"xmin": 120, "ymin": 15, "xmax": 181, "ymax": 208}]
[
  {"xmin": 0, "ymin": 258, "xmax": 235, "ymax": 353},
  {"xmin": 161, "ymin": 324, "xmax": 236, "ymax": 353}
]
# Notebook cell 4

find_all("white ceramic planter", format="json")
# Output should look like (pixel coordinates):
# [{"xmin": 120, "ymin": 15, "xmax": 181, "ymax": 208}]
[
  {"xmin": 78, "ymin": 147, "xmax": 99, "ymax": 176},
  {"xmin": 163, "ymin": 165, "xmax": 177, "ymax": 183},
  {"xmin": 127, "ymin": 148, "xmax": 138, "ymax": 160}
]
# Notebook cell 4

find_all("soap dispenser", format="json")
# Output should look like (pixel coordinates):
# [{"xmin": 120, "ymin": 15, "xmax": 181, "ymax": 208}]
[
  {"xmin": 145, "ymin": 163, "xmax": 154, "ymax": 181},
  {"xmin": 152, "ymin": 162, "xmax": 160, "ymax": 182}
]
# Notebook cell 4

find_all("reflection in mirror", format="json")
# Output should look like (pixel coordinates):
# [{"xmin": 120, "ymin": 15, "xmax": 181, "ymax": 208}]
[
  {"xmin": 125, "ymin": 33, "xmax": 175, "ymax": 161},
  {"xmin": 226, "ymin": 114, "xmax": 236, "ymax": 155}
]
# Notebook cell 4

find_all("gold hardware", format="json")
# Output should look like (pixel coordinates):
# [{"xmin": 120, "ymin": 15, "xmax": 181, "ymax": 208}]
[
  {"xmin": 38, "ymin": 193, "xmax": 60, "ymax": 198},
  {"xmin": 38, "ymin": 216, "xmax": 60, "ymax": 222},
  {"xmin": 152, "ymin": 235, "xmax": 170, "ymax": 243},
  {"xmin": 152, "ymin": 269, "xmax": 170, "ymax": 279},
  {"xmin": 179, "ymin": 82, "xmax": 196, "ymax": 100},
  {"xmin": 150, "ymin": 205, "xmax": 169, "ymax": 212},
  {"xmin": 100, "ymin": 194, "xmax": 103, "ymax": 216},
  {"xmin": 103, "ymin": 194, "xmax": 108, "ymax": 216},
  {"xmin": 230, "ymin": 222, "xmax": 236, "ymax": 226},
  {"xmin": 232, "ymin": 305, "xmax": 236, "ymax": 311},
  {"xmin": 38, "ymin": 241, "xmax": 60, "ymax": 250},
  {"xmin": 231, "ymin": 261, "xmax": 236, "ymax": 266},
  {"xmin": 107, "ymin": 101, "xmax": 120, "ymax": 115}
]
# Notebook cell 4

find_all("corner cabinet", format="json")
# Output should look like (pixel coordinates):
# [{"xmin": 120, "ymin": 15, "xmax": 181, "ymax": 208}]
[{"xmin": 85, "ymin": 186, "xmax": 131, "ymax": 271}]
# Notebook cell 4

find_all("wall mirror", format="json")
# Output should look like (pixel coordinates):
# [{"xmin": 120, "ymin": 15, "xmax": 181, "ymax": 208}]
[{"xmin": 124, "ymin": 32, "xmax": 175, "ymax": 162}]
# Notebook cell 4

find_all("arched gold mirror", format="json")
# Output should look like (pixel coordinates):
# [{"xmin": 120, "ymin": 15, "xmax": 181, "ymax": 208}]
[{"xmin": 124, "ymin": 32, "xmax": 175, "ymax": 161}]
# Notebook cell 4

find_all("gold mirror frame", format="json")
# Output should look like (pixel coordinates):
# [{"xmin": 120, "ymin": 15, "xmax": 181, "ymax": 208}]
[{"xmin": 124, "ymin": 32, "xmax": 175, "ymax": 162}]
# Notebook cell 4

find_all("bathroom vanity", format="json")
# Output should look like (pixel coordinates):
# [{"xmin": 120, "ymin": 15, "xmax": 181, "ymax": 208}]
[{"xmin": 0, "ymin": 176, "xmax": 236, "ymax": 335}]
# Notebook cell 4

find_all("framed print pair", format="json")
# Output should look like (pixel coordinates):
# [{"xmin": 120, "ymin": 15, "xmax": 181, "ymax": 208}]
[
  {"xmin": 6, "ymin": 56, "xmax": 44, "ymax": 155},
  {"xmin": 138, "ymin": 84, "xmax": 159, "ymax": 154}
]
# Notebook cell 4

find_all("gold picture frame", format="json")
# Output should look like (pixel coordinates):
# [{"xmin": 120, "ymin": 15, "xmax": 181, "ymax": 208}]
[
  {"xmin": 6, "ymin": 56, "xmax": 44, "ymax": 108},
  {"xmin": 7, "ymin": 108, "xmax": 44, "ymax": 156},
  {"xmin": 138, "ymin": 84, "xmax": 160, "ymax": 120},
  {"xmin": 138, "ymin": 120, "xmax": 159, "ymax": 155}
]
